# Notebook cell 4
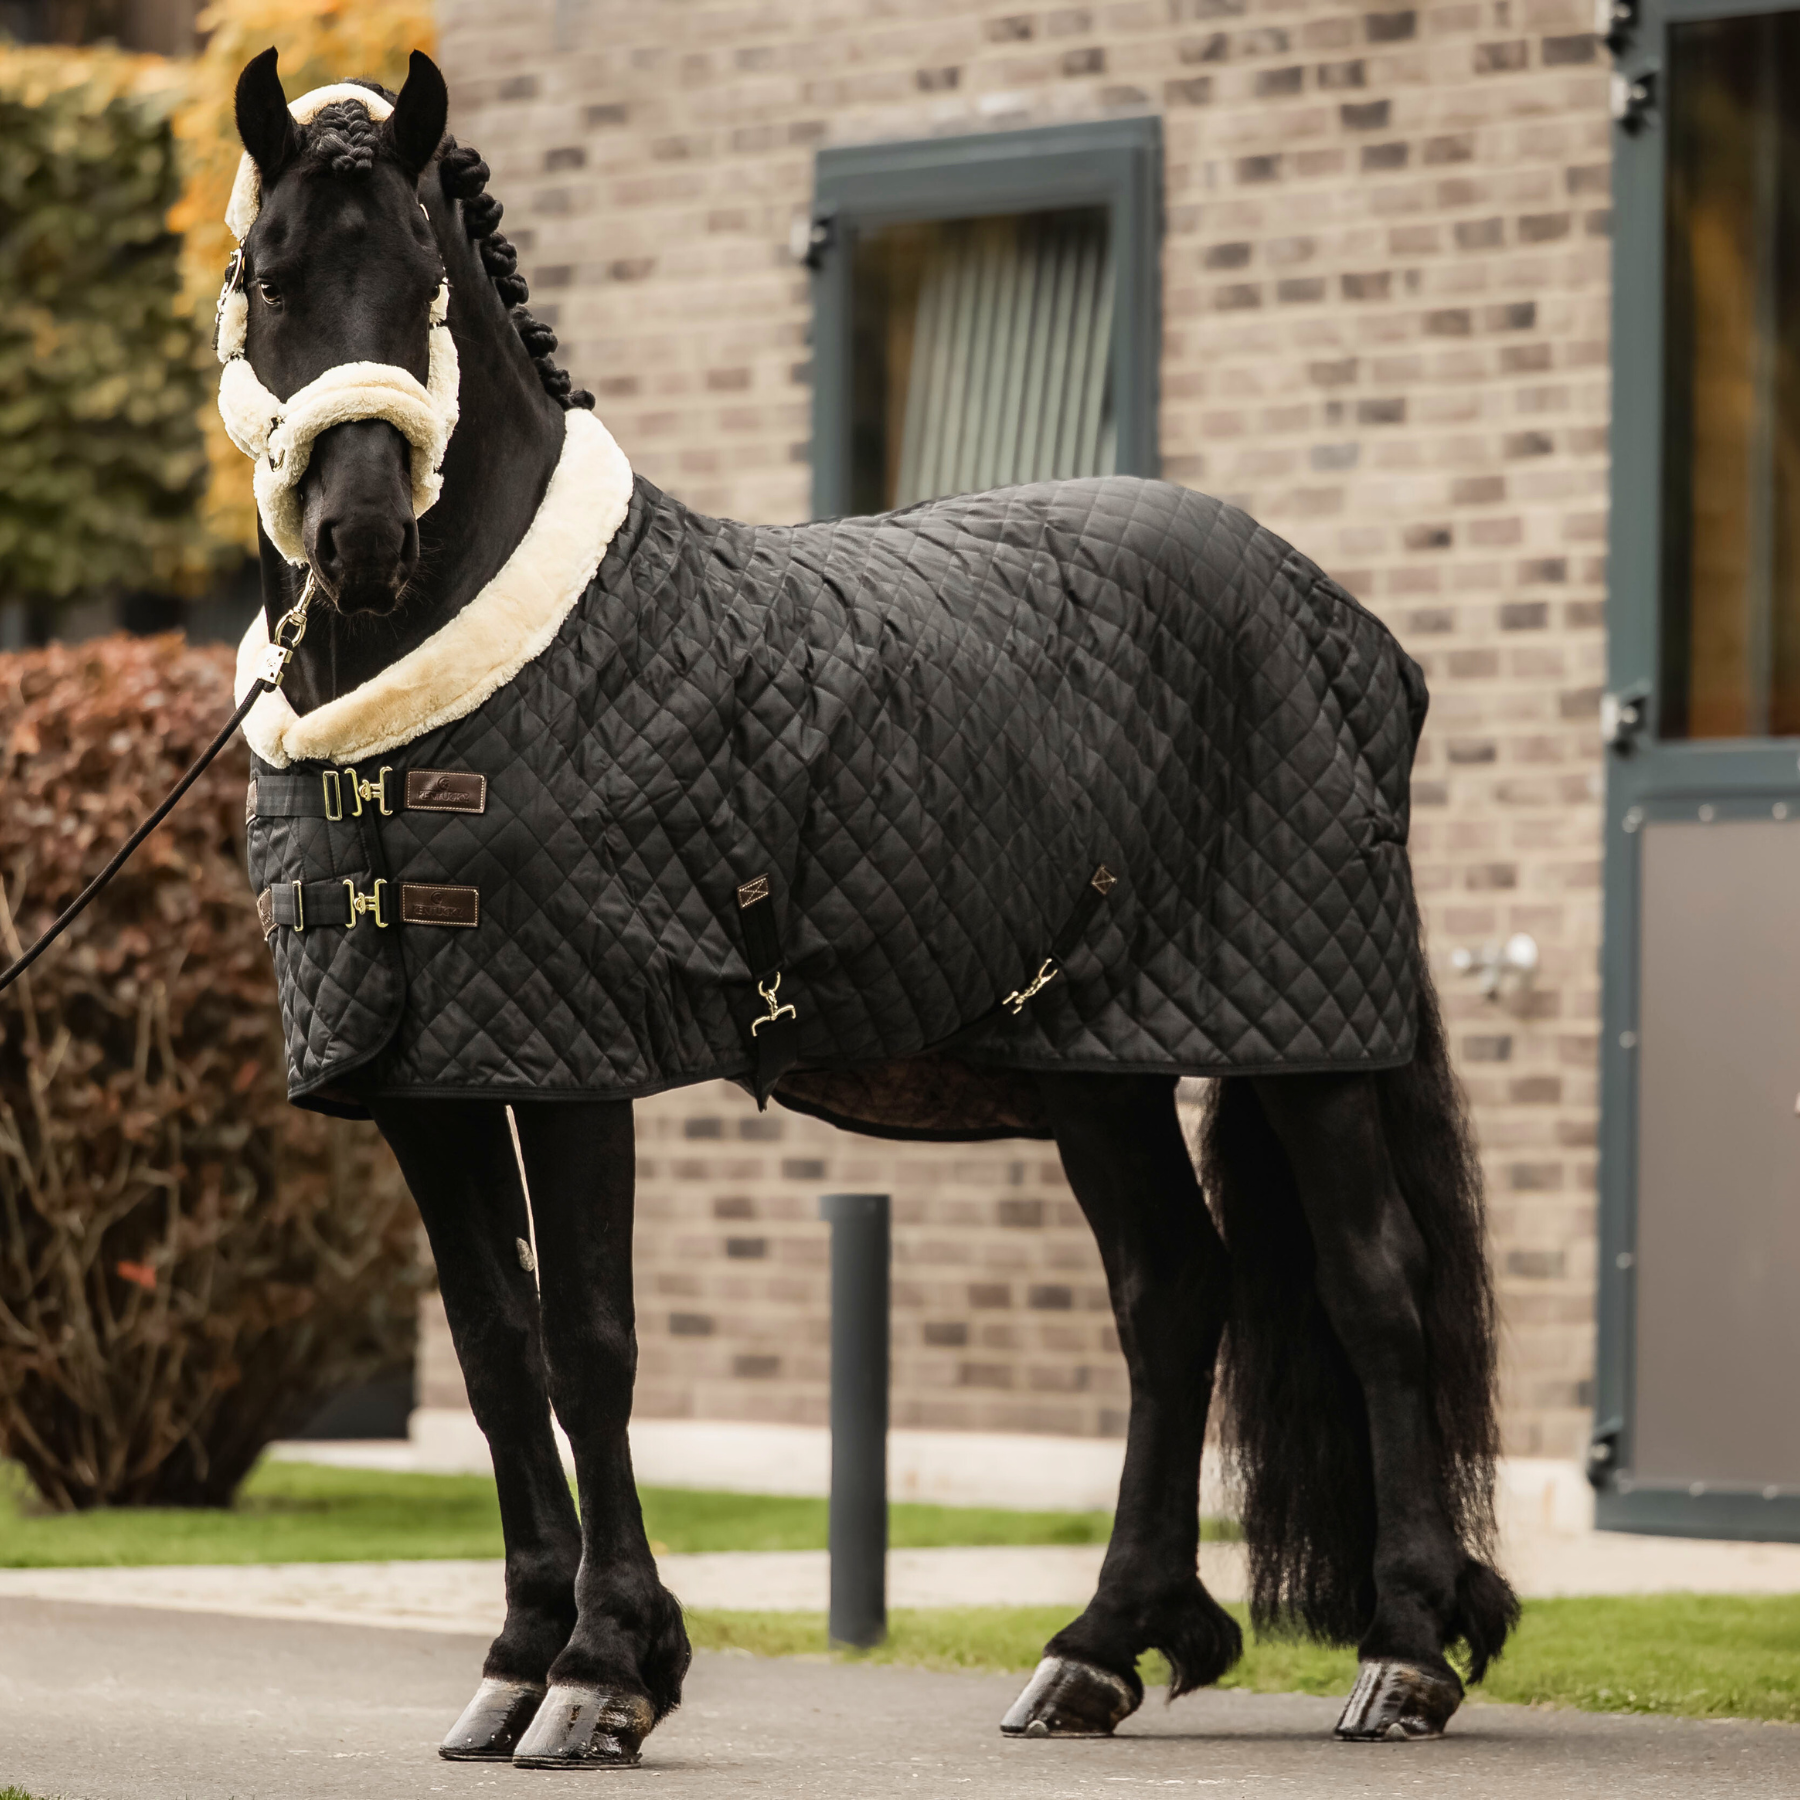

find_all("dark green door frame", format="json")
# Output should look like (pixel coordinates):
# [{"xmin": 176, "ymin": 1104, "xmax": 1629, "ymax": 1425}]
[
  {"xmin": 1599, "ymin": 0, "xmax": 1800, "ymax": 1540},
  {"xmin": 805, "ymin": 117, "xmax": 1162, "ymax": 521}
]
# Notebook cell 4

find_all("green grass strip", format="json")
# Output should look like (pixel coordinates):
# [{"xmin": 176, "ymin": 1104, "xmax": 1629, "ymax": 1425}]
[
  {"xmin": 687, "ymin": 1595, "xmax": 1800, "ymax": 1724},
  {"xmin": 0, "ymin": 1460, "xmax": 1174, "ymax": 1567}
]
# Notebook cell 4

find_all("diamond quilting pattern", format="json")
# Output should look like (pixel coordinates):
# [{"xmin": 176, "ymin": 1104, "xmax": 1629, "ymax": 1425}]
[{"xmin": 243, "ymin": 472, "xmax": 1427, "ymax": 1113}]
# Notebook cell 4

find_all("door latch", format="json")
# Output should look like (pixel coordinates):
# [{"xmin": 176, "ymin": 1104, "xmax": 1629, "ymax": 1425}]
[{"xmin": 1600, "ymin": 683, "xmax": 1650, "ymax": 752}]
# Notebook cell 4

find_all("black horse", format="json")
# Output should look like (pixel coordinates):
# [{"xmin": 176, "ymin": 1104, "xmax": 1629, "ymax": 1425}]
[{"xmin": 229, "ymin": 47, "xmax": 1516, "ymax": 1769}]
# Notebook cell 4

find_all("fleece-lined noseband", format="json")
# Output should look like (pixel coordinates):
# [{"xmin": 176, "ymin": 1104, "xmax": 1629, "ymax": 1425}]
[{"xmin": 215, "ymin": 83, "xmax": 459, "ymax": 566}]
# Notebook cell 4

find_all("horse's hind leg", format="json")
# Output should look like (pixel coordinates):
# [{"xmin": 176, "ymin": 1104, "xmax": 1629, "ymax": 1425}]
[
  {"xmin": 1001, "ymin": 1071, "xmax": 1240, "ymax": 1738},
  {"xmin": 369, "ymin": 1097, "xmax": 582, "ymax": 1760},
  {"xmin": 1252, "ymin": 1072, "xmax": 1499, "ymax": 1740},
  {"xmin": 505, "ymin": 1099, "xmax": 691, "ymax": 1769}
]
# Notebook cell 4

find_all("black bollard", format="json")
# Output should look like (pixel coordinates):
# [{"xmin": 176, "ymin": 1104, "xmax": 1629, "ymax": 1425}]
[{"xmin": 819, "ymin": 1191, "xmax": 890, "ymax": 1649}]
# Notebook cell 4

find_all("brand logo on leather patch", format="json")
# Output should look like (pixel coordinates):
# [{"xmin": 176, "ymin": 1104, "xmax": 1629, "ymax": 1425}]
[
  {"xmin": 245, "ymin": 779, "xmax": 258, "ymax": 824},
  {"xmin": 405, "ymin": 769, "xmax": 487, "ymax": 814},
  {"xmin": 737, "ymin": 874, "xmax": 771, "ymax": 909},
  {"xmin": 400, "ymin": 883, "xmax": 480, "ymax": 927},
  {"xmin": 255, "ymin": 887, "xmax": 275, "ymax": 936}
]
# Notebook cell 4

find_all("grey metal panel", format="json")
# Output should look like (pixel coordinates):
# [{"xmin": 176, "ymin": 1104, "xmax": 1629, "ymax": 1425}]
[{"xmin": 1634, "ymin": 819, "xmax": 1800, "ymax": 1491}]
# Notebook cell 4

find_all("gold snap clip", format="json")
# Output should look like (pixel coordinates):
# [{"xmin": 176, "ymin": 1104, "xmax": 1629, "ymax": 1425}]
[
  {"xmin": 750, "ymin": 973, "xmax": 797, "ymax": 1037},
  {"xmin": 1004, "ymin": 958, "xmax": 1059, "ymax": 1015}
]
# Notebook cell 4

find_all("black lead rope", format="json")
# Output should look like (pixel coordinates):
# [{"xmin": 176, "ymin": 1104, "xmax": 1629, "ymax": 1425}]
[{"xmin": 0, "ymin": 579, "xmax": 314, "ymax": 999}]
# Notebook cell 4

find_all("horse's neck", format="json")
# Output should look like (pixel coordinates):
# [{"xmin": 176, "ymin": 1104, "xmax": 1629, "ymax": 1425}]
[{"xmin": 264, "ymin": 199, "xmax": 566, "ymax": 717}]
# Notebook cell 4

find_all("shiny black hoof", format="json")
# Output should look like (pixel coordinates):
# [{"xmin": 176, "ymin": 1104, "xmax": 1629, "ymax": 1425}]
[
  {"xmin": 439, "ymin": 1676, "xmax": 546, "ymax": 1760},
  {"xmin": 511, "ymin": 1683, "xmax": 656, "ymax": 1769},
  {"xmin": 1334, "ymin": 1659, "xmax": 1463, "ymax": 1741},
  {"xmin": 1000, "ymin": 1656, "xmax": 1140, "ymax": 1738}
]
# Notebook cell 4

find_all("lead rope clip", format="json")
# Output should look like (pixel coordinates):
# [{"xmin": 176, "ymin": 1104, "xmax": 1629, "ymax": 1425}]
[{"xmin": 255, "ymin": 570, "xmax": 315, "ymax": 692}]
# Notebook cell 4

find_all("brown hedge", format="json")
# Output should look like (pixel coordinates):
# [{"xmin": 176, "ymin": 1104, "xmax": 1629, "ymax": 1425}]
[{"xmin": 0, "ymin": 634, "xmax": 422, "ymax": 1508}]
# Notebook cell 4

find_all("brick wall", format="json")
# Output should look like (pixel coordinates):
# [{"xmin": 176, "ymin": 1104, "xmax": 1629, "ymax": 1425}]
[{"xmin": 433, "ymin": 0, "xmax": 1613, "ymax": 1462}]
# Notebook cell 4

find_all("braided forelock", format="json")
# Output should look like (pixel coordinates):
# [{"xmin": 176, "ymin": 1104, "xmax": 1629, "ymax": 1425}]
[{"xmin": 302, "ymin": 97, "xmax": 381, "ymax": 178}]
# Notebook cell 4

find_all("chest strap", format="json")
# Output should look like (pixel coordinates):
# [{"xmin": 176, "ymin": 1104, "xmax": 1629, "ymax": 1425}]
[
  {"xmin": 257, "ymin": 879, "xmax": 480, "ymax": 935},
  {"xmin": 248, "ymin": 766, "xmax": 486, "ymax": 822}
]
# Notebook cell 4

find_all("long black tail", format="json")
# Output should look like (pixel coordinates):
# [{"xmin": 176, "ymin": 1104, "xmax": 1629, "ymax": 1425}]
[{"xmin": 1199, "ymin": 941, "xmax": 1514, "ymax": 1678}]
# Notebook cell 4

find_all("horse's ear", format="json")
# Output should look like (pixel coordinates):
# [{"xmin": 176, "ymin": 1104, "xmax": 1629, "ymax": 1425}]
[
  {"xmin": 235, "ymin": 47, "xmax": 297, "ymax": 181},
  {"xmin": 390, "ymin": 50, "xmax": 449, "ymax": 180}
]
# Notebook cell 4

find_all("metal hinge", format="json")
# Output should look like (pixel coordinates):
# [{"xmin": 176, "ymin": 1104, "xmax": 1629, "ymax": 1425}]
[
  {"xmin": 1586, "ymin": 1415, "xmax": 1625, "ymax": 1490},
  {"xmin": 1610, "ymin": 67, "xmax": 1657, "ymax": 133},
  {"xmin": 791, "ymin": 209, "xmax": 837, "ymax": 271},
  {"xmin": 1594, "ymin": 0, "xmax": 1638, "ymax": 55},
  {"xmin": 1600, "ymin": 683, "xmax": 1650, "ymax": 752}
]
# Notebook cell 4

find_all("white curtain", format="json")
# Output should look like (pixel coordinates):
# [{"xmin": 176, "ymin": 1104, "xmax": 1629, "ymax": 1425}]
[{"xmin": 893, "ymin": 211, "xmax": 1116, "ymax": 508}]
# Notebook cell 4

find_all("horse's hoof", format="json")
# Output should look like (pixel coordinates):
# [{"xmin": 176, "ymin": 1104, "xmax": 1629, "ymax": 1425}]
[
  {"xmin": 1000, "ymin": 1655, "xmax": 1140, "ymax": 1738},
  {"xmin": 511, "ymin": 1682, "xmax": 656, "ymax": 1768},
  {"xmin": 438, "ymin": 1676, "xmax": 546, "ymax": 1760},
  {"xmin": 1334, "ymin": 1659, "xmax": 1463, "ymax": 1741}
]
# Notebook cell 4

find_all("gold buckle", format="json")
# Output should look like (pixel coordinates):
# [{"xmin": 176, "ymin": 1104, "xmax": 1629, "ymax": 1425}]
[
  {"xmin": 750, "ymin": 973, "xmax": 797, "ymax": 1037},
  {"xmin": 340, "ymin": 764, "xmax": 394, "ymax": 818},
  {"xmin": 322, "ymin": 769, "xmax": 343, "ymax": 821},
  {"xmin": 341, "ymin": 877, "xmax": 389, "ymax": 929},
  {"xmin": 291, "ymin": 879, "xmax": 305, "ymax": 932},
  {"xmin": 1004, "ymin": 958, "xmax": 1059, "ymax": 1015}
]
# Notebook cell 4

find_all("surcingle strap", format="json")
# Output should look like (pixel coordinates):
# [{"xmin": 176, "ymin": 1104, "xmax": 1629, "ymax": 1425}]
[
  {"xmin": 1004, "ymin": 864, "xmax": 1119, "ymax": 1016},
  {"xmin": 735, "ymin": 873, "xmax": 799, "ymax": 1108}
]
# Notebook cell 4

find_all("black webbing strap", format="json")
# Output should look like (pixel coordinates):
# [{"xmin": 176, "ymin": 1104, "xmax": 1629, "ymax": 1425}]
[
  {"xmin": 249, "ymin": 766, "xmax": 487, "ymax": 821},
  {"xmin": 265, "ymin": 879, "xmax": 384, "ymax": 930},
  {"xmin": 259, "ymin": 879, "xmax": 481, "ymax": 934},
  {"xmin": 735, "ymin": 873, "xmax": 798, "ymax": 1107},
  {"xmin": 1002, "ymin": 863, "xmax": 1119, "ymax": 1017}
]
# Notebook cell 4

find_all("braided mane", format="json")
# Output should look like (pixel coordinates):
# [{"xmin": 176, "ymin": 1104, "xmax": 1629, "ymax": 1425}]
[{"xmin": 305, "ymin": 83, "xmax": 594, "ymax": 413}]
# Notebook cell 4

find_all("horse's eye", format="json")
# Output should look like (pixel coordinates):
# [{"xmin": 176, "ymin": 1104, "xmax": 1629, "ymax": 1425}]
[{"xmin": 254, "ymin": 281, "xmax": 283, "ymax": 311}]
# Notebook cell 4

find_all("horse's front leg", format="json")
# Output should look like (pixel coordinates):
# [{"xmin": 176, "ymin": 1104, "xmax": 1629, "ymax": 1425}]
[
  {"xmin": 507, "ymin": 1098, "xmax": 690, "ymax": 1769},
  {"xmin": 1002, "ymin": 1072, "xmax": 1240, "ymax": 1738},
  {"xmin": 369, "ymin": 1096, "xmax": 581, "ymax": 1760}
]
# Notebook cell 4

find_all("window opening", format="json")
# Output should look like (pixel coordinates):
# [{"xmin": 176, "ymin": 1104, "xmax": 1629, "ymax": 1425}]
[
  {"xmin": 849, "ymin": 207, "xmax": 1116, "ymax": 515},
  {"xmin": 1660, "ymin": 12, "xmax": 1800, "ymax": 738}
]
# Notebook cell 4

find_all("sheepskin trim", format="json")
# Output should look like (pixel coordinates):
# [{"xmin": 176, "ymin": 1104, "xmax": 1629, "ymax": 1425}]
[
  {"xmin": 235, "ymin": 407, "xmax": 632, "ymax": 768},
  {"xmin": 218, "ymin": 281, "xmax": 459, "ymax": 565},
  {"xmin": 225, "ymin": 83, "xmax": 396, "ymax": 243},
  {"xmin": 216, "ymin": 287, "xmax": 248, "ymax": 365}
]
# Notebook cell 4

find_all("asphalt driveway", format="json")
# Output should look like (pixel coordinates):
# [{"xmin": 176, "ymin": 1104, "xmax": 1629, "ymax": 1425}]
[{"xmin": 1, "ymin": 1596, "xmax": 1794, "ymax": 1800}]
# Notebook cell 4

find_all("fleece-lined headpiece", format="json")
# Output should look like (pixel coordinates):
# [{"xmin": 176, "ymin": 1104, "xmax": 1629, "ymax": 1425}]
[{"xmin": 216, "ymin": 83, "xmax": 459, "ymax": 566}]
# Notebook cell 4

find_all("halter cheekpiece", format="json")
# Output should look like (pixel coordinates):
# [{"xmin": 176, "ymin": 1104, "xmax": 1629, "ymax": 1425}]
[{"xmin": 215, "ymin": 83, "xmax": 460, "ymax": 566}]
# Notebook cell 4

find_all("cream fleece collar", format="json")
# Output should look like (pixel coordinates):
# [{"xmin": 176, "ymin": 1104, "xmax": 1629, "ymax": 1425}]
[{"xmin": 234, "ymin": 407, "xmax": 632, "ymax": 768}]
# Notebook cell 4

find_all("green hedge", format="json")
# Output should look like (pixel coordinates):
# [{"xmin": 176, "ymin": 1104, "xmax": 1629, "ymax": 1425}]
[{"xmin": 0, "ymin": 51, "xmax": 212, "ymax": 610}]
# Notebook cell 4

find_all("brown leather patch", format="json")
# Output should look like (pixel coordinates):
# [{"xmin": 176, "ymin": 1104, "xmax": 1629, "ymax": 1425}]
[
  {"xmin": 405, "ymin": 769, "xmax": 486, "ymax": 814},
  {"xmin": 245, "ymin": 779, "xmax": 258, "ymax": 823},
  {"xmin": 400, "ymin": 883, "xmax": 480, "ymax": 928},
  {"xmin": 255, "ymin": 887, "xmax": 275, "ymax": 936}
]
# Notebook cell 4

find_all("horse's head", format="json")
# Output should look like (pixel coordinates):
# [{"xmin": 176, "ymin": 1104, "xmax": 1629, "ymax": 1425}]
[{"xmin": 233, "ymin": 49, "xmax": 449, "ymax": 614}]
